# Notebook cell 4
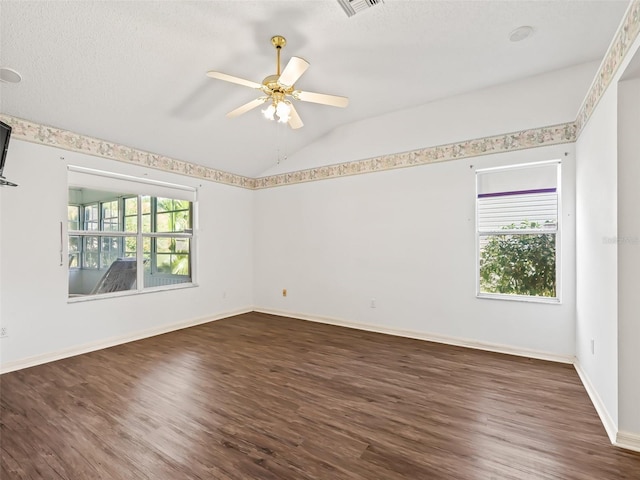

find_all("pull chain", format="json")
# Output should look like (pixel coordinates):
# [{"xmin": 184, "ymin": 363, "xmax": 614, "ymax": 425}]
[{"xmin": 276, "ymin": 121, "xmax": 281, "ymax": 165}]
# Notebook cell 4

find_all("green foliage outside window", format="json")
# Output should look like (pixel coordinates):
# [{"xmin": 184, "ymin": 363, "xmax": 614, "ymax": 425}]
[
  {"xmin": 156, "ymin": 237, "xmax": 190, "ymax": 275},
  {"xmin": 480, "ymin": 221, "xmax": 556, "ymax": 297}
]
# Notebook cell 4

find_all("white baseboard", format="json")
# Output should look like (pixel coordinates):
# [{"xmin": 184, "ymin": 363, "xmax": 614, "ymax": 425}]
[
  {"xmin": 615, "ymin": 431, "xmax": 640, "ymax": 453},
  {"xmin": 253, "ymin": 307, "xmax": 575, "ymax": 364},
  {"xmin": 0, "ymin": 307, "xmax": 252, "ymax": 374},
  {"xmin": 573, "ymin": 361, "xmax": 618, "ymax": 444}
]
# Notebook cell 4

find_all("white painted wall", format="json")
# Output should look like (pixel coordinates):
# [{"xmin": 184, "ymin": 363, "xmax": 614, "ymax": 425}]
[
  {"xmin": 261, "ymin": 61, "xmax": 598, "ymax": 176},
  {"xmin": 617, "ymin": 75, "xmax": 640, "ymax": 436},
  {"xmin": 575, "ymin": 85, "xmax": 619, "ymax": 429},
  {"xmin": 0, "ymin": 140, "xmax": 254, "ymax": 370},
  {"xmin": 254, "ymin": 142, "xmax": 576, "ymax": 358},
  {"xmin": 573, "ymin": 31, "xmax": 640, "ymax": 443}
]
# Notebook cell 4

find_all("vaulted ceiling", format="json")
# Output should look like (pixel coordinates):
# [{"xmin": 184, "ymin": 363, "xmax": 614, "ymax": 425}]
[{"xmin": 0, "ymin": 0, "xmax": 629, "ymax": 177}]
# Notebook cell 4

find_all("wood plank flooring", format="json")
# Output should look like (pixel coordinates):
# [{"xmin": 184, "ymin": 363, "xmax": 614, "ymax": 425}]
[{"xmin": 2, "ymin": 312, "xmax": 639, "ymax": 479}]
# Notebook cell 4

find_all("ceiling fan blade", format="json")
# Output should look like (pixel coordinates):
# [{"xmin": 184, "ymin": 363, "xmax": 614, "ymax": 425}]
[
  {"xmin": 277, "ymin": 56, "xmax": 310, "ymax": 87},
  {"xmin": 226, "ymin": 97, "xmax": 267, "ymax": 118},
  {"xmin": 206, "ymin": 71, "xmax": 262, "ymax": 89},
  {"xmin": 287, "ymin": 103, "xmax": 304, "ymax": 129},
  {"xmin": 296, "ymin": 90, "xmax": 349, "ymax": 108}
]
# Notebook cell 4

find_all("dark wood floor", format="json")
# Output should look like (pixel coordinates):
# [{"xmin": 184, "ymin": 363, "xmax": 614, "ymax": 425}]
[{"xmin": 2, "ymin": 312, "xmax": 639, "ymax": 479}]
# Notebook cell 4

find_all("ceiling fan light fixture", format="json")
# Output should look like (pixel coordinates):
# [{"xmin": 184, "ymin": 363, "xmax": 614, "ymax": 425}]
[
  {"xmin": 276, "ymin": 101, "xmax": 291, "ymax": 123},
  {"xmin": 262, "ymin": 103, "xmax": 276, "ymax": 120}
]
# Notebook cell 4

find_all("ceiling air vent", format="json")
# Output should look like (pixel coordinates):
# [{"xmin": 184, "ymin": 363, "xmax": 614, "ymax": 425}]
[{"xmin": 337, "ymin": 0, "xmax": 384, "ymax": 17}]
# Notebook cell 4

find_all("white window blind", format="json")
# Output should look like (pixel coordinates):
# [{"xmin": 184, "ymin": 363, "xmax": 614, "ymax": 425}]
[
  {"xmin": 68, "ymin": 166, "xmax": 196, "ymax": 202},
  {"xmin": 477, "ymin": 162, "xmax": 559, "ymax": 233},
  {"xmin": 478, "ymin": 191, "xmax": 558, "ymax": 232}
]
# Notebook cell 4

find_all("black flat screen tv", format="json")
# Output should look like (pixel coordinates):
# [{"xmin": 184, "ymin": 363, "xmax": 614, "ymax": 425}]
[{"xmin": 0, "ymin": 121, "xmax": 17, "ymax": 187}]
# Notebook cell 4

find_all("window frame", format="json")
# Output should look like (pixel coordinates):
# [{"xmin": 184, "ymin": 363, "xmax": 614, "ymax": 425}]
[
  {"xmin": 67, "ymin": 204, "xmax": 81, "ymax": 268},
  {"xmin": 144, "ymin": 196, "xmax": 193, "ymax": 279},
  {"xmin": 69, "ymin": 198, "xmax": 125, "ymax": 270},
  {"xmin": 475, "ymin": 160, "xmax": 561, "ymax": 304},
  {"xmin": 67, "ymin": 167, "xmax": 198, "ymax": 302}
]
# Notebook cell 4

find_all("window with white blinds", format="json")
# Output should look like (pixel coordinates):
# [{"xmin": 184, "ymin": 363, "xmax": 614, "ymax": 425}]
[
  {"xmin": 477, "ymin": 189, "xmax": 558, "ymax": 233},
  {"xmin": 476, "ymin": 161, "xmax": 560, "ymax": 301}
]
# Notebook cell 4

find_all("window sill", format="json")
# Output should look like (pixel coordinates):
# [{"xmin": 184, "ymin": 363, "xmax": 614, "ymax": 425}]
[
  {"xmin": 476, "ymin": 293, "xmax": 561, "ymax": 305},
  {"xmin": 67, "ymin": 282, "xmax": 198, "ymax": 303}
]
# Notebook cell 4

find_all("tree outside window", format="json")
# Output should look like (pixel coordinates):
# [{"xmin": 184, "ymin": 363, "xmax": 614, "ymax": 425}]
[{"xmin": 479, "ymin": 221, "xmax": 556, "ymax": 297}]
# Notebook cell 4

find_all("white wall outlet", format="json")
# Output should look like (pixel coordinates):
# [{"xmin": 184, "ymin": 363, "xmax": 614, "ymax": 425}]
[
  {"xmin": 590, "ymin": 339, "xmax": 595, "ymax": 355},
  {"xmin": 222, "ymin": 290, "xmax": 227, "ymax": 299},
  {"xmin": 0, "ymin": 327, "xmax": 8, "ymax": 338},
  {"xmin": 370, "ymin": 298, "xmax": 376, "ymax": 308}
]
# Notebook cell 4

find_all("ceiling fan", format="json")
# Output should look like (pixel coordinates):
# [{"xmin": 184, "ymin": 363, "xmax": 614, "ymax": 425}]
[{"xmin": 206, "ymin": 35, "xmax": 348, "ymax": 129}]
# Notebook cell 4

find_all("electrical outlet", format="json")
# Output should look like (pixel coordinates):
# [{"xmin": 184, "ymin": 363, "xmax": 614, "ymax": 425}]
[
  {"xmin": 370, "ymin": 298, "xmax": 376, "ymax": 308},
  {"xmin": 282, "ymin": 288, "xmax": 287, "ymax": 297},
  {"xmin": 0, "ymin": 327, "xmax": 8, "ymax": 338},
  {"xmin": 222, "ymin": 290, "xmax": 227, "ymax": 299},
  {"xmin": 591, "ymin": 339, "xmax": 595, "ymax": 355}
]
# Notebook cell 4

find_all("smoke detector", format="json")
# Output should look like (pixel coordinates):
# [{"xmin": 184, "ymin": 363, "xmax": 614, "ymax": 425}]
[
  {"xmin": 0, "ymin": 67, "xmax": 22, "ymax": 84},
  {"xmin": 337, "ymin": 0, "xmax": 384, "ymax": 17}
]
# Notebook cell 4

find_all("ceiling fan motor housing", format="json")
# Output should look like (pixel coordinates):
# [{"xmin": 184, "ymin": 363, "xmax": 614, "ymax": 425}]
[{"xmin": 262, "ymin": 74, "xmax": 295, "ymax": 96}]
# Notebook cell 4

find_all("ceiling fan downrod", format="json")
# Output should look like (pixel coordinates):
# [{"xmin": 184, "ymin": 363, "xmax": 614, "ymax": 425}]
[{"xmin": 271, "ymin": 35, "xmax": 287, "ymax": 76}]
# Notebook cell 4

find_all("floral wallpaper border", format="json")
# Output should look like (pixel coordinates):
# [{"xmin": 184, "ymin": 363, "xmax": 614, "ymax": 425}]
[
  {"xmin": 575, "ymin": 0, "xmax": 640, "ymax": 134},
  {"xmin": 0, "ymin": 114, "xmax": 256, "ymax": 189},
  {"xmin": 2, "ymin": 113, "xmax": 575, "ymax": 191},
  {"xmin": 253, "ymin": 123, "xmax": 576, "ymax": 189}
]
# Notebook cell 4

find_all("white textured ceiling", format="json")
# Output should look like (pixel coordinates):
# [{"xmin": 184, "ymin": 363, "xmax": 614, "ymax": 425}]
[{"xmin": 0, "ymin": 0, "xmax": 629, "ymax": 177}]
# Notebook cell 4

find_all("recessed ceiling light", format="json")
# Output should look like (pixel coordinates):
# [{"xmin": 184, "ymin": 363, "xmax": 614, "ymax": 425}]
[
  {"xmin": 509, "ymin": 26, "xmax": 534, "ymax": 42},
  {"xmin": 0, "ymin": 67, "xmax": 22, "ymax": 84}
]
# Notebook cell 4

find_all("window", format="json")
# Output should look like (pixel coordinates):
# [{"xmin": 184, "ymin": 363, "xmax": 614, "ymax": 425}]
[
  {"xmin": 476, "ymin": 161, "xmax": 560, "ymax": 302},
  {"xmin": 84, "ymin": 203, "xmax": 99, "ymax": 231},
  {"xmin": 67, "ymin": 205, "xmax": 80, "ymax": 268},
  {"xmin": 67, "ymin": 167, "xmax": 197, "ymax": 299},
  {"xmin": 149, "ymin": 197, "xmax": 192, "ymax": 276}
]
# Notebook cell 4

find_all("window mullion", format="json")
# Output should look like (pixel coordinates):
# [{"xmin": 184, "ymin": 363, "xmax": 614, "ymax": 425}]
[
  {"xmin": 79, "ymin": 205, "xmax": 85, "ymax": 268},
  {"xmin": 143, "ymin": 232, "xmax": 193, "ymax": 239},
  {"xmin": 119, "ymin": 197, "xmax": 124, "ymax": 258},
  {"xmin": 98, "ymin": 201, "xmax": 103, "ymax": 269},
  {"xmin": 151, "ymin": 197, "xmax": 157, "ymax": 275},
  {"xmin": 479, "ymin": 229, "xmax": 558, "ymax": 236},
  {"xmin": 136, "ymin": 194, "xmax": 144, "ymax": 292},
  {"xmin": 69, "ymin": 230, "xmax": 131, "ymax": 237}
]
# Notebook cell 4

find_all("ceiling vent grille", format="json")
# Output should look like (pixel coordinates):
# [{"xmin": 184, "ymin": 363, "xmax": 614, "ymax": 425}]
[{"xmin": 337, "ymin": 0, "xmax": 384, "ymax": 17}]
